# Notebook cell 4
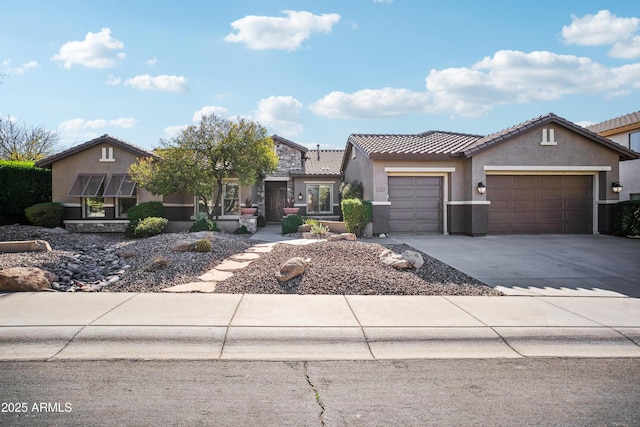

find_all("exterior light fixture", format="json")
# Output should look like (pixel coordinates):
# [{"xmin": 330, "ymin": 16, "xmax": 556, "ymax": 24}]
[
  {"xmin": 477, "ymin": 182, "xmax": 486, "ymax": 194},
  {"xmin": 298, "ymin": 192, "xmax": 303, "ymax": 200},
  {"xmin": 612, "ymin": 182, "xmax": 623, "ymax": 193}
]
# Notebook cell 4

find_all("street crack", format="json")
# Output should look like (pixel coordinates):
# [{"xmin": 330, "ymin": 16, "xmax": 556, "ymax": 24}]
[{"xmin": 304, "ymin": 361, "xmax": 325, "ymax": 426}]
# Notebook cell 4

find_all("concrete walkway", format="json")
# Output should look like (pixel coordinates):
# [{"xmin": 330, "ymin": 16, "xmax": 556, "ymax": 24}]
[{"xmin": 1, "ymin": 292, "xmax": 639, "ymax": 360}]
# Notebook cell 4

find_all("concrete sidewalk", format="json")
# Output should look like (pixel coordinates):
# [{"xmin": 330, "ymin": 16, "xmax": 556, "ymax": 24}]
[{"xmin": 1, "ymin": 292, "xmax": 639, "ymax": 360}]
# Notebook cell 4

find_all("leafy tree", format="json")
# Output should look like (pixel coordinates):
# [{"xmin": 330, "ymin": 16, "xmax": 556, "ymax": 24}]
[
  {"xmin": 0, "ymin": 116, "xmax": 59, "ymax": 161},
  {"xmin": 129, "ymin": 114, "xmax": 278, "ymax": 219}
]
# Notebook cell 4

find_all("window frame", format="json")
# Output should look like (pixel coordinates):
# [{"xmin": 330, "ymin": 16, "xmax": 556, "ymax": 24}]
[
  {"xmin": 306, "ymin": 183, "xmax": 333, "ymax": 214},
  {"xmin": 629, "ymin": 131, "xmax": 640, "ymax": 152}
]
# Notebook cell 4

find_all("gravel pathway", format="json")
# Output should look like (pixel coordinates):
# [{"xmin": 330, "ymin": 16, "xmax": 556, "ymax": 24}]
[{"xmin": 0, "ymin": 225, "xmax": 502, "ymax": 295}]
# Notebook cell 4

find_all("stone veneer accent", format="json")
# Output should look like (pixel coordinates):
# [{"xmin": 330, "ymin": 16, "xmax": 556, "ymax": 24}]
[{"xmin": 64, "ymin": 221, "xmax": 128, "ymax": 233}]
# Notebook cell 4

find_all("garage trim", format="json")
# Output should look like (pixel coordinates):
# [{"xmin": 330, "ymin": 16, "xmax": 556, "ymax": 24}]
[
  {"xmin": 385, "ymin": 167, "xmax": 452, "ymax": 234},
  {"xmin": 484, "ymin": 166, "xmax": 603, "ymax": 234}
]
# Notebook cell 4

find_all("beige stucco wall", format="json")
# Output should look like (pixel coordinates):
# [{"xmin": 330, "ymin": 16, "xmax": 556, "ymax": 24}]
[{"xmin": 342, "ymin": 145, "xmax": 374, "ymax": 199}]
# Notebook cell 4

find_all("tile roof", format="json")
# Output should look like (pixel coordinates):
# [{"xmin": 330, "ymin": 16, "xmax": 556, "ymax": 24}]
[
  {"xmin": 291, "ymin": 149, "xmax": 344, "ymax": 176},
  {"xmin": 36, "ymin": 134, "xmax": 156, "ymax": 167},
  {"xmin": 348, "ymin": 131, "xmax": 482, "ymax": 158},
  {"xmin": 586, "ymin": 111, "xmax": 640, "ymax": 134},
  {"xmin": 462, "ymin": 113, "xmax": 638, "ymax": 160}
]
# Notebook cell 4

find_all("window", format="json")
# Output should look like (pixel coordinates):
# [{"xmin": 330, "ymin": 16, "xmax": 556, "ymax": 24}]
[
  {"xmin": 117, "ymin": 197, "xmax": 137, "ymax": 218},
  {"xmin": 100, "ymin": 146, "xmax": 115, "ymax": 162},
  {"xmin": 630, "ymin": 193, "xmax": 640, "ymax": 201},
  {"xmin": 223, "ymin": 182, "xmax": 240, "ymax": 215},
  {"xmin": 630, "ymin": 132, "xmax": 640, "ymax": 152},
  {"xmin": 69, "ymin": 174, "xmax": 106, "ymax": 197},
  {"xmin": 307, "ymin": 184, "xmax": 332, "ymax": 214}
]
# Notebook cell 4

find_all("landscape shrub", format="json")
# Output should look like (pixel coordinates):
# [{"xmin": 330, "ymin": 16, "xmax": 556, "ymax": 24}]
[
  {"xmin": 310, "ymin": 222, "xmax": 330, "ymax": 237},
  {"xmin": 0, "ymin": 160, "xmax": 51, "ymax": 224},
  {"xmin": 339, "ymin": 181, "xmax": 363, "ymax": 201},
  {"xmin": 126, "ymin": 201, "xmax": 164, "ymax": 222},
  {"xmin": 189, "ymin": 212, "xmax": 219, "ymax": 232},
  {"xmin": 24, "ymin": 202, "xmax": 64, "ymax": 228},
  {"xmin": 132, "ymin": 216, "xmax": 168, "ymax": 238},
  {"xmin": 281, "ymin": 214, "xmax": 303, "ymax": 234},
  {"xmin": 194, "ymin": 239, "xmax": 212, "ymax": 252},
  {"xmin": 341, "ymin": 198, "xmax": 372, "ymax": 236},
  {"xmin": 612, "ymin": 200, "xmax": 640, "ymax": 237}
]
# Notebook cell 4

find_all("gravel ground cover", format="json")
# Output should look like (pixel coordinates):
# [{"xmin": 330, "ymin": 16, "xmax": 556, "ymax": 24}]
[{"xmin": 0, "ymin": 225, "xmax": 502, "ymax": 295}]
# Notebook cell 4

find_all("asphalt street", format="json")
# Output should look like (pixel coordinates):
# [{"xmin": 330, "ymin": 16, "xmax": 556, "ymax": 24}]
[{"xmin": 1, "ymin": 359, "xmax": 639, "ymax": 426}]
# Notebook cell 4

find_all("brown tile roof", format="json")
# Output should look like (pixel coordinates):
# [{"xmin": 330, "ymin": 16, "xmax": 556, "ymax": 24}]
[
  {"xmin": 291, "ymin": 149, "xmax": 344, "ymax": 176},
  {"xmin": 348, "ymin": 131, "xmax": 482, "ymax": 159},
  {"xmin": 36, "ymin": 134, "xmax": 156, "ymax": 168},
  {"xmin": 586, "ymin": 111, "xmax": 640, "ymax": 134},
  {"xmin": 462, "ymin": 113, "xmax": 638, "ymax": 160}
]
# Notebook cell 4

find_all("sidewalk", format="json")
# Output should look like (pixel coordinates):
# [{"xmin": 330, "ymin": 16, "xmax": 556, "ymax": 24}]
[{"xmin": 1, "ymin": 292, "xmax": 639, "ymax": 360}]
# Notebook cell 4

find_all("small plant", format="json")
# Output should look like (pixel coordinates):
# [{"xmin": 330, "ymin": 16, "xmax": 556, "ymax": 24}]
[
  {"xmin": 310, "ymin": 222, "xmax": 330, "ymax": 237},
  {"xmin": 189, "ymin": 213, "xmax": 219, "ymax": 232},
  {"xmin": 304, "ymin": 217, "xmax": 320, "ymax": 226},
  {"xmin": 244, "ymin": 197, "xmax": 253, "ymax": 208},
  {"xmin": 233, "ymin": 225, "xmax": 251, "ymax": 234},
  {"xmin": 281, "ymin": 214, "xmax": 303, "ymax": 234},
  {"xmin": 286, "ymin": 196, "xmax": 296, "ymax": 208},
  {"xmin": 133, "ymin": 216, "xmax": 168, "ymax": 238},
  {"xmin": 194, "ymin": 239, "xmax": 212, "ymax": 252},
  {"xmin": 24, "ymin": 202, "xmax": 64, "ymax": 228}
]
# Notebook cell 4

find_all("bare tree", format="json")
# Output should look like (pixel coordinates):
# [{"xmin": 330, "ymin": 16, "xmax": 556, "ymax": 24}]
[{"xmin": 0, "ymin": 116, "xmax": 59, "ymax": 162}]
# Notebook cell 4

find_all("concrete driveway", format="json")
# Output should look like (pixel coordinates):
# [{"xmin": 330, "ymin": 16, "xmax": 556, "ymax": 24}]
[{"xmin": 392, "ymin": 234, "xmax": 640, "ymax": 297}]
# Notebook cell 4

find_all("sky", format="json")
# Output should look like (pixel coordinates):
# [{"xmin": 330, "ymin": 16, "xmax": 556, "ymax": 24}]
[{"xmin": 1, "ymin": 0, "xmax": 640, "ymax": 152}]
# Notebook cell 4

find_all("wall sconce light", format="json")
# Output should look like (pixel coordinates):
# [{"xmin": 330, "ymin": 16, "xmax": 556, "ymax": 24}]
[
  {"xmin": 612, "ymin": 182, "xmax": 623, "ymax": 193},
  {"xmin": 477, "ymin": 182, "xmax": 486, "ymax": 194},
  {"xmin": 298, "ymin": 192, "xmax": 303, "ymax": 200}
]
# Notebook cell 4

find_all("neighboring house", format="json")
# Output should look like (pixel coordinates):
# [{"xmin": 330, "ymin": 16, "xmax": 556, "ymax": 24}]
[
  {"xmin": 587, "ymin": 111, "xmax": 640, "ymax": 201},
  {"xmin": 342, "ymin": 113, "xmax": 639, "ymax": 236},
  {"xmin": 36, "ymin": 135, "xmax": 160, "ymax": 232},
  {"xmin": 36, "ymin": 133, "xmax": 344, "ymax": 232}
]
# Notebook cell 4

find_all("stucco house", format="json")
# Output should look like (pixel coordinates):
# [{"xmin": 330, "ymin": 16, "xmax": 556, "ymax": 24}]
[
  {"xmin": 36, "ymin": 134, "xmax": 343, "ymax": 232},
  {"xmin": 587, "ymin": 111, "xmax": 640, "ymax": 201},
  {"xmin": 341, "ymin": 113, "xmax": 639, "ymax": 236}
]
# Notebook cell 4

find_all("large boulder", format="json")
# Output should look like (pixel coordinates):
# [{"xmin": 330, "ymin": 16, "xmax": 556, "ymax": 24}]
[
  {"xmin": 0, "ymin": 267, "xmax": 58, "ymax": 292},
  {"xmin": 275, "ymin": 257, "xmax": 310, "ymax": 282},
  {"xmin": 327, "ymin": 233, "xmax": 357, "ymax": 242},
  {"xmin": 379, "ymin": 249, "xmax": 423, "ymax": 270},
  {"xmin": 0, "ymin": 240, "xmax": 52, "ymax": 253}
]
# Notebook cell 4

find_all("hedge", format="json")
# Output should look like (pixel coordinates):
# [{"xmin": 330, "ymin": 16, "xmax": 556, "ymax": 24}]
[
  {"xmin": 612, "ymin": 200, "xmax": 640, "ymax": 237},
  {"xmin": 281, "ymin": 214, "xmax": 303, "ymax": 234},
  {"xmin": 24, "ymin": 202, "xmax": 64, "ymax": 228},
  {"xmin": 341, "ymin": 198, "xmax": 372, "ymax": 236},
  {"xmin": 126, "ymin": 201, "xmax": 164, "ymax": 222},
  {"xmin": 0, "ymin": 160, "xmax": 51, "ymax": 223}
]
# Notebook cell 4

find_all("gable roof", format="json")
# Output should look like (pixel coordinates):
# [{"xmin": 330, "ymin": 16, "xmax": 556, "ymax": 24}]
[
  {"xmin": 36, "ymin": 134, "xmax": 156, "ymax": 168},
  {"xmin": 347, "ymin": 131, "xmax": 482, "ymax": 159},
  {"xmin": 462, "ymin": 113, "xmax": 639, "ymax": 160},
  {"xmin": 291, "ymin": 149, "xmax": 343, "ymax": 177},
  {"xmin": 586, "ymin": 111, "xmax": 640, "ymax": 136},
  {"xmin": 272, "ymin": 134, "xmax": 308, "ymax": 153}
]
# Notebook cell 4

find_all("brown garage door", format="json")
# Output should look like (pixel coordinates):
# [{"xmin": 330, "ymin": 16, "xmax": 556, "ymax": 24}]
[
  {"xmin": 487, "ymin": 175, "xmax": 592, "ymax": 234},
  {"xmin": 388, "ymin": 176, "xmax": 442, "ymax": 234}
]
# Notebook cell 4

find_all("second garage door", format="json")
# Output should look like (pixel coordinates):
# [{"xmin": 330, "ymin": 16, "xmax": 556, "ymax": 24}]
[
  {"xmin": 388, "ymin": 176, "xmax": 442, "ymax": 234},
  {"xmin": 487, "ymin": 175, "xmax": 592, "ymax": 234}
]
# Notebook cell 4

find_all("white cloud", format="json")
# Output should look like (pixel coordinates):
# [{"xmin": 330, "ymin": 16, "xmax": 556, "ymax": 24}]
[
  {"xmin": 310, "ymin": 88, "xmax": 431, "ymax": 119},
  {"xmin": 52, "ymin": 28, "xmax": 125, "ymax": 69},
  {"xmin": 59, "ymin": 117, "xmax": 137, "ymax": 132},
  {"xmin": 562, "ymin": 10, "xmax": 640, "ymax": 59},
  {"xmin": 105, "ymin": 74, "xmax": 121, "ymax": 86},
  {"xmin": 2, "ymin": 59, "xmax": 39, "ymax": 75},
  {"xmin": 253, "ymin": 96, "xmax": 303, "ymax": 137},
  {"xmin": 146, "ymin": 56, "xmax": 157, "ymax": 66},
  {"xmin": 163, "ymin": 125, "xmax": 188, "ymax": 139},
  {"xmin": 192, "ymin": 106, "xmax": 228, "ymax": 122},
  {"xmin": 124, "ymin": 74, "xmax": 188, "ymax": 92},
  {"xmin": 224, "ymin": 10, "xmax": 340, "ymax": 50},
  {"xmin": 311, "ymin": 50, "xmax": 640, "ymax": 119}
]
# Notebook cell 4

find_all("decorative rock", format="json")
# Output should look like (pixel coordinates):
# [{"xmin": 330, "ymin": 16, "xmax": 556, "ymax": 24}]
[
  {"xmin": 379, "ymin": 249, "xmax": 413, "ymax": 270},
  {"xmin": 401, "ymin": 250, "xmax": 424, "ymax": 269},
  {"xmin": 172, "ymin": 240, "xmax": 196, "ymax": 252},
  {"xmin": 0, "ymin": 267, "xmax": 58, "ymax": 292},
  {"xmin": 275, "ymin": 257, "xmax": 310, "ymax": 282},
  {"xmin": 379, "ymin": 233, "xmax": 387, "ymax": 238},
  {"xmin": 298, "ymin": 224, "xmax": 311, "ymax": 232},
  {"xmin": 0, "ymin": 240, "xmax": 52, "ymax": 253},
  {"xmin": 327, "ymin": 233, "xmax": 357, "ymax": 242}
]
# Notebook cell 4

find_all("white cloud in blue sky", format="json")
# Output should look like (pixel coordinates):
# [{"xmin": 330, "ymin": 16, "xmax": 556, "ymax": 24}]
[
  {"xmin": 52, "ymin": 28, "xmax": 125, "ymax": 69},
  {"xmin": 124, "ymin": 74, "xmax": 188, "ymax": 93}
]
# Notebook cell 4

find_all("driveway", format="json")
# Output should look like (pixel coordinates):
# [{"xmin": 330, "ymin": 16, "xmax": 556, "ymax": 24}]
[{"xmin": 392, "ymin": 234, "xmax": 640, "ymax": 297}]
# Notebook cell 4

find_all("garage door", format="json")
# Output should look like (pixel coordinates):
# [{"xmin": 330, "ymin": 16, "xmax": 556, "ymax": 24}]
[
  {"xmin": 388, "ymin": 176, "xmax": 442, "ymax": 234},
  {"xmin": 487, "ymin": 175, "xmax": 592, "ymax": 234}
]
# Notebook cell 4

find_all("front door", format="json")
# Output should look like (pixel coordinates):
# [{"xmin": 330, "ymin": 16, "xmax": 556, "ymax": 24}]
[{"xmin": 265, "ymin": 182, "xmax": 287, "ymax": 222}]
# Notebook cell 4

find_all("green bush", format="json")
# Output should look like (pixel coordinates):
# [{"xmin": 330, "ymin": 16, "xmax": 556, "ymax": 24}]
[
  {"xmin": 0, "ymin": 160, "xmax": 51, "ymax": 223},
  {"xmin": 125, "ymin": 220, "xmax": 139, "ymax": 238},
  {"xmin": 281, "ymin": 214, "xmax": 303, "ymax": 234},
  {"xmin": 341, "ymin": 198, "xmax": 372, "ymax": 236},
  {"xmin": 339, "ymin": 181, "xmax": 363, "ymax": 201},
  {"xmin": 189, "ymin": 212, "xmax": 219, "ymax": 232},
  {"xmin": 612, "ymin": 200, "xmax": 640, "ymax": 237},
  {"xmin": 132, "ymin": 217, "xmax": 168, "ymax": 238},
  {"xmin": 194, "ymin": 239, "xmax": 212, "ymax": 252},
  {"xmin": 24, "ymin": 202, "xmax": 64, "ymax": 228},
  {"xmin": 127, "ymin": 201, "xmax": 164, "ymax": 222},
  {"xmin": 234, "ymin": 225, "xmax": 251, "ymax": 234},
  {"xmin": 304, "ymin": 217, "xmax": 320, "ymax": 226}
]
